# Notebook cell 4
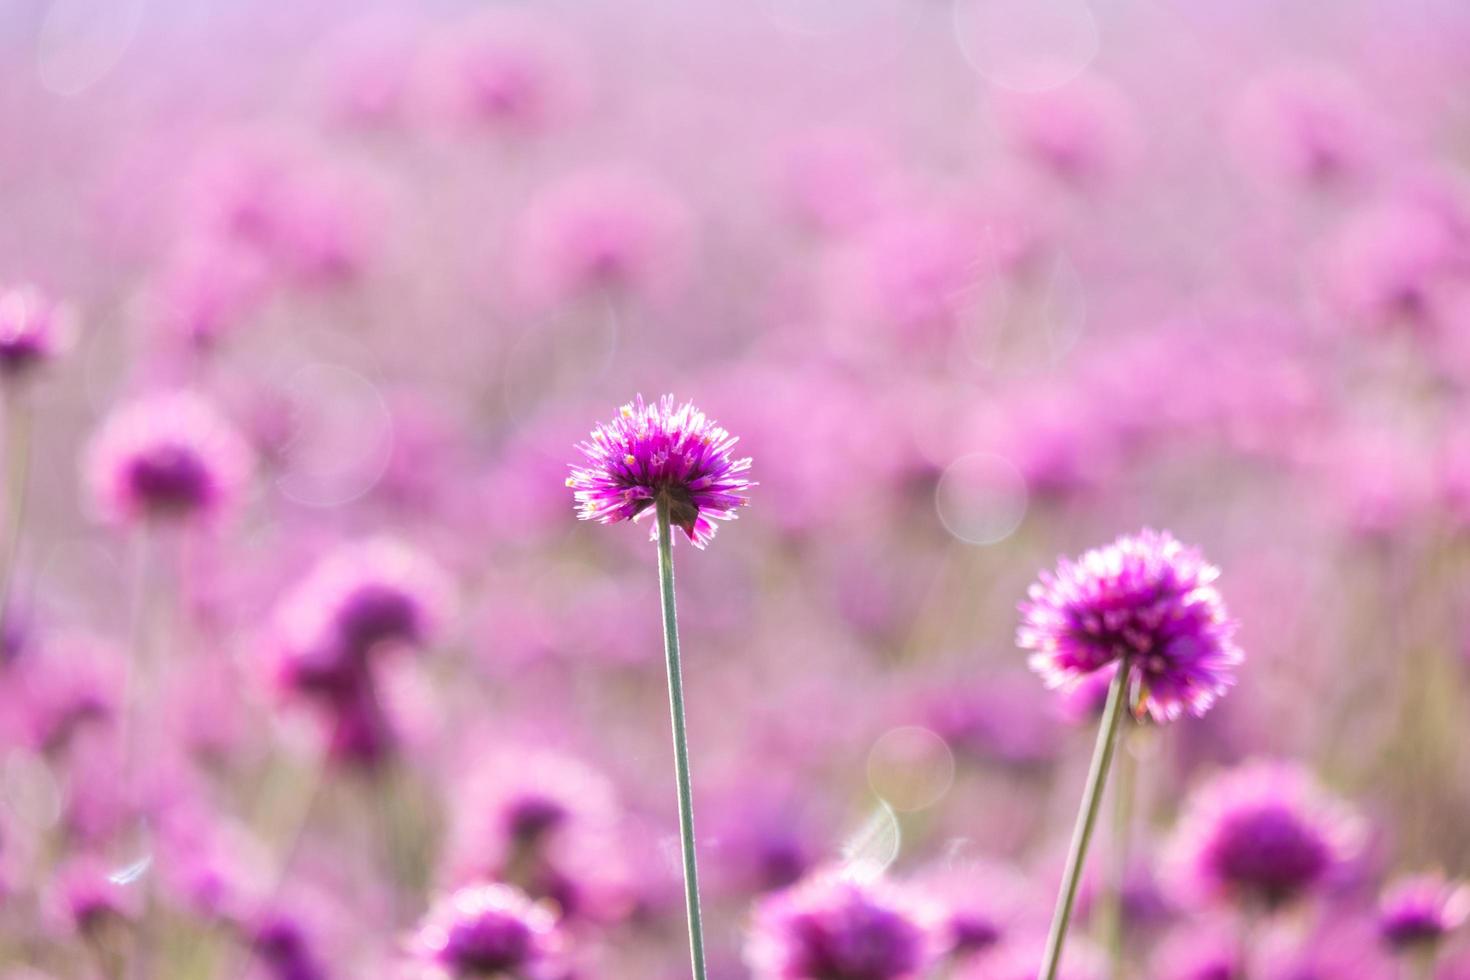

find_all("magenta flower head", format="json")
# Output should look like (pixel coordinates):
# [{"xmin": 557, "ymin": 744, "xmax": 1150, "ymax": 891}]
[
  {"xmin": 410, "ymin": 882, "xmax": 561, "ymax": 979},
  {"xmin": 568, "ymin": 395, "xmax": 752, "ymax": 549},
  {"xmin": 82, "ymin": 390, "xmax": 254, "ymax": 526},
  {"xmin": 270, "ymin": 537, "xmax": 456, "ymax": 696},
  {"xmin": 1018, "ymin": 529, "xmax": 1242, "ymax": 723},
  {"xmin": 0, "ymin": 284, "xmax": 73, "ymax": 379},
  {"xmin": 1164, "ymin": 760, "xmax": 1366, "ymax": 911},
  {"xmin": 1378, "ymin": 873, "xmax": 1470, "ymax": 952},
  {"xmin": 745, "ymin": 867, "xmax": 946, "ymax": 980}
]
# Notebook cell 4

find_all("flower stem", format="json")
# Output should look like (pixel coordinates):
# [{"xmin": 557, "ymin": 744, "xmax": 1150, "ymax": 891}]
[
  {"xmin": 0, "ymin": 387, "xmax": 33, "ymax": 643},
  {"xmin": 1105, "ymin": 726, "xmax": 1136, "ymax": 980},
  {"xmin": 1040, "ymin": 658, "xmax": 1131, "ymax": 980},
  {"xmin": 655, "ymin": 497, "xmax": 708, "ymax": 980}
]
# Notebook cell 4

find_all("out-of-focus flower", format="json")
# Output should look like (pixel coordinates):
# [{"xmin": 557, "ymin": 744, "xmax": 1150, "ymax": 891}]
[
  {"xmin": 567, "ymin": 394, "xmax": 753, "ymax": 548},
  {"xmin": 822, "ymin": 208, "xmax": 986, "ymax": 344},
  {"xmin": 439, "ymin": 13, "xmax": 584, "ymax": 137},
  {"xmin": 1018, "ymin": 529, "xmax": 1242, "ymax": 723},
  {"xmin": 1164, "ymin": 760, "xmax": 1365, "ymax": 910},
  {"xmin": 0, "ymin": 285, "xmax": 72, "ymax": 379},
  {"xmin": 1149, "ymin": 919, "xmax": 1241, "ymax": 980},
  {"xmin": 745, "ymin": 867, "xmax": 946, "ymax": 980},
  {"xmin": 82, "ymin": 390, "xmax": 254, "ymax": 525},
  {"xmin": 446, "ymin": 744, "xmax": 630, "ymax": 923},
  {"xmin": 514, "ymin": 169, "xmax": 692, "ymax": 311},
  {"xmin": 996, "ymin": 76, "xmax": 1141, "ymax": 191},
  {"xmin": 1378, "ymin": 872, "xmax": 1470, "ymax": 951},
  {"xmin": 410, "ymin": 882, "xmax": 561, "ymax": 978},
  {"xmin": 51, "ymin": 857, "xmax": 142, "ymax": 935},
  {"xmin": 248, "ymin": 906, "xmax": 330, "ymax": 980},
  {"xmin": 269, "ymin": 537, "xmax": 456, "ymax": 697},
  {"xmin": 776, "ymin": 128, "xmax": 898, "ymax": 235},
  {"xmin": 1228, "ymin": 66, "xmax": 1379, "ymax": 192},
  {"xmin": 1321, "ymin": 197, "xmax": 1468, "ymax": 337},
  {"xmin": 150, "ymin": 238, "xmax": 270, "ymax": 350}
]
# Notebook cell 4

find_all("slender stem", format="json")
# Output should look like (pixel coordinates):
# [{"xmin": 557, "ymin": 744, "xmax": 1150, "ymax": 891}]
[
  {"xmin": 0, "ymin": 387, "xmax": 33, "ymax": 644},
  {"xmin": 1105, "ymin": 725, "xmax": 1136, "ymax": 980},
  {"xmin": 1039, "ymin": 659, "xmax": 1131, "ymax": 980},
  {"xmin": 655, "ymin": 497, "xmax": 707, "ymax": 980}
]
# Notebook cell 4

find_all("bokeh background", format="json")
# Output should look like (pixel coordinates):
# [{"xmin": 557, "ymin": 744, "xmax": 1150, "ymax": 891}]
[{"xmin": 2, "ymin": 0, "xmax": 1470, "ymax": 976}]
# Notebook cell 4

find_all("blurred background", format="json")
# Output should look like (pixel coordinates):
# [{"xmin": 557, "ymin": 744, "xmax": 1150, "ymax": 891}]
[{"xmin": 2, "ymin": 0, "xmax": 1470, "ymax": 976}]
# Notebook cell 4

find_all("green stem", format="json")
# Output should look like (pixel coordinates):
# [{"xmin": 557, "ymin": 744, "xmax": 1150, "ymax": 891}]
[
  {"xmin": 1039, "ymin": 659, "xmax": 1131, "ymax": 980},
  {"xmin": 1105, "ymin": 726, "xmax": 1135, "ymax": 980},
  {"xmin": 655, "ymin": 498, "xmax": 708, "ymax": 980},
  {"xmin": 0, "ymin": 388, "xmax": 33, "ymax": 643}
]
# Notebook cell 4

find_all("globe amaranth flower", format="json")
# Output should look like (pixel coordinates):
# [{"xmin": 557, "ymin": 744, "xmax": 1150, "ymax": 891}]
[
  {"xmin": 568, "ymin": 394, "xmax": 752, "ymax": 549},
  {"xmin": 269, "ymin": 537, "xmax": 456, "ymax": 698},
  {"xmin": 410, "ymin": 882, "xmax": 561, "ymax": 978},
  {"xmin": 1164, "ymin": 760, "xmax": 1366, "ymax": 911},
  {"xmin": 1378, "ymin": 872, "xmax": 1470, "ymax": 951},
  {"xmin": 0, "ymin": 284, "xmax": 73, "ymax": 378},
  {"xmin": 82, "ymin": 390, "xmax": 254, "ymax": 525},
  {"xmin": 1018, "ymin": 529, "xmax": 1242, "ymax": 723},
  {"xmin": 745, "ymin": 867, "xmax": 946, "ymax": 980}
]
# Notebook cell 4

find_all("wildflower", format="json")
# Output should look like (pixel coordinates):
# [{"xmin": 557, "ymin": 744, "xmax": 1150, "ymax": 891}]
[
  {"xmin": 1378, "ymin": 873, "xmax": 1470, "ymax": 951},
  {"xmin": 0, "ymin": 285, "xmax": 72, "ymax": 378},
  {"xmin": 1019, "ymin": 529, "xmax": 1241, "ymax": 723},
  {"xmin": 567, "ymin": 395, "xmax": 752, "ymax": 548},
  {"xmin": 410, "ymin": 882, "xmax": 560, "ymax": 978},
  {"xmin": 82, "ymin": 391, "xmax": 253, "ymax": 525},
  {"xmin": 1165, "ymin": 761, "xmax": 1365, "ymax": 910},
  {"xmin": 745, "ymin": 868, "xmax": 945, "ymax": 980}
]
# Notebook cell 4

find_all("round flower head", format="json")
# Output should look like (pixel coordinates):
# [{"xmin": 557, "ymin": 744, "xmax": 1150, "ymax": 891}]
[
  {"xmin": 411, "ymin": 882, "xmax": 560, "ymax": 978},
  {"xmin": 745, "ymin": 867, "xmax": 945, "ymax": 980},
  {"xmin": 270, "ymin": 537, "xmax": 456, "ymax": 697},
  {"xmin": 514, "ymin": 170, "xmax": 692, "ymax": 310},
  {"xmin": 568, "ymin": 394, "xmax": 753, "ymax": 549},
  {"xmin": 0, "ymin": 285, "xmax": 72, "ymax": 378},
  {"xmin": 1378, "ymin": 873, "xmax": 1470, "ymax": 951},
  {"xmin": 1018, "ymin": 529, "xmax": 1242, "ymax": 723},
  {"xmin": 83, "ymin": 391, "xmax": 254, "ymax": 525},
  {"xmin": 1165, "ymin": 761, "xmax": 1366, "ymax": 911}
]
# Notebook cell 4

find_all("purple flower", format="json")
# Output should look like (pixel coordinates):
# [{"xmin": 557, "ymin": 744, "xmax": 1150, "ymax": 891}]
[
  {"xmin": 745, "ymin": 868, "xmax": 945, "ymax": 980},
  {"xmin": 1165, "ymin": 761, "xmax": 1365, "ymax": 911},
  {"xmin": 411, "ymin": 882, "xmax": 560, "ymax": 978},
  {"xmin": 514, "ymin": 170, "xmax": 691, "ymax": 310},
  {"xmin": 1378, "ymin": 873, "xmax": 1470, "ymax": 951},
  {"xmin": 82, "ymin": 391, "xmax": 254, "ymax": 525},
  {"xmin": 269, "ymin": 537, "xmax": 455, "ymax": 697},
  {"xmin": 0, "ymin": 285, "xmax": 72, "ymax": 378},
  {"xmin": 567, "ymin": 394, "xmax": 753, "ymax": 549},
  {"xmin": 1018, "ymin": 529, "xmax": 1242, "ymax": 723}
]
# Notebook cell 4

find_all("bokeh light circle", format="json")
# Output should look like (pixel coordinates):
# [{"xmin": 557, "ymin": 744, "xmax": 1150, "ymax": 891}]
[
  {"xmin": 274, "ymin": 363, "xmax": 394, "ymax": 508},
  {"xmin": 934, "ymin": 453, "xmax": 1028, "ymax": 545},
  {"xmin": 952, "ymin": 0, "xmax": 1099, "ymax": 92},
  {"xmin": 866, "ymin": 726, "xmax": 956, "ymax": 812}
]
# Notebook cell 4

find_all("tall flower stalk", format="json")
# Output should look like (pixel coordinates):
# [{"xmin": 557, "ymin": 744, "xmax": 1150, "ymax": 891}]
[
  {"xmin": 655, "ymin": 497, "xmax": 706, "ymax": 978},
  {"xmin": 1020, "ymin": 530, "xmax": 1242, "ymax": 980},
  {"xmin": 1040, "ymin": 655, "xmax": 1130, "ymax": 980},
  {"xmin": 569, "ymin": 394, "xmax": 752, "ymax": 979}
]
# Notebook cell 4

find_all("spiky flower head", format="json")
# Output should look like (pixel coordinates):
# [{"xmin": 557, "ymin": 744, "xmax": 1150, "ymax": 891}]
[
  {"xmin": 1018, "ymin": 529, "xmax": 1242, "ymax": 723},
  {"xmin": 1378, "ymin": 872, "xmax": 1470, "ymax": 951},
  {"xmin": 82, "ymin": 390, "xmax": 253, "ymax": 525},
  {"xmin": 410, "ymin": 882, "xmax": 560, "ymax": 978},
  {"xmin": 0, "ymin": 284, "xmax": 73, "ymax": 379},
  {"xmin": 568, "ymin": 394, "xmax": 752, "ymax": 549},
  {"xmin": 745, "ymin": 866, "xmax": 946, "ymax": 980},
  {"xmin": 1164, "ymin": 760, "xmax": 1366, "ymax": 911}
]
